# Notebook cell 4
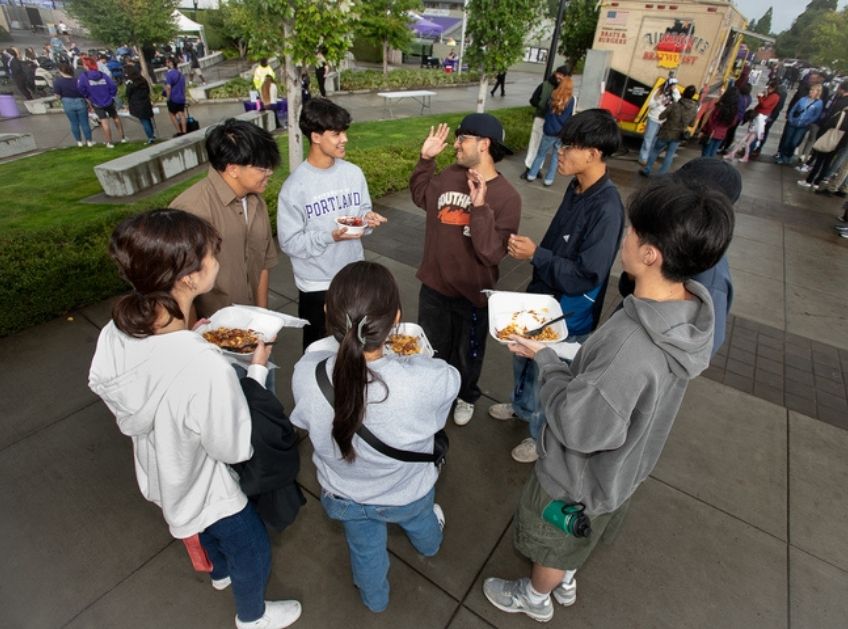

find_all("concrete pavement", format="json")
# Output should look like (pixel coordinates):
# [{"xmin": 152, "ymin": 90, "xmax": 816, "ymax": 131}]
[{"xmin": 2, "ymin": 71, "xmax": 848, "ymax": 628}]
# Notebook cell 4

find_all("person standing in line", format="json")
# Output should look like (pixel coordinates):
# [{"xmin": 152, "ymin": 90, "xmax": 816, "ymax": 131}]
[
  {"xmin": 277, "ymin": 98, "xmax": 387, "ymax": 351},
  {"xmin": 7, "ymin": 48, "xmax": 33, "ymax": 100},
  {"xmin": 524, "ymin": 75, "xmax": 576, "ymax": 187},
  {"xmin": 164, "ymin": 56, "xmax": 188, "ymax": 136},
  {"xmin": 290, "ymin": 261, "xmax": 458, "ymax": 613},
  {"xmin": 315, "ymin": 47, "xmax": 329, "ymax": 97},
  {"xmin": 169, "ymin": 119, "xmax": 281, "ymax": 322},
  {"xmin": 89, "ymin": 209, "xmax": 302, "ymax": 629},
  {"xmin": 491, "ymin": 70, "xmax": 507, "ymax": 97},
  {"xmin": 775, "ymin": 84, "xmax": 823, "ymax": 164},
  {"xmin": 522, "ymin": 66, "xmax": 570, "ymax": 179},
  {"xmin": 638, "ymin": 78, "xmax": 679, "ymax": 165},
  {"xmin": 640, "ymin": 85, "xmax": 698, "ymax": 176},
  {"xmin": 489, "ymin": 109, "xmax": 625, "ymax": 463},
  {"xmin": 700, "ymin": 85, "xmax": 738, "ymax": 158},
  {"xmin": 482, "ymin": 179, "xmax": 734, "ymax": 624},
  {"xmin": 411, "ymin": 113, "xmax": 522, "ymax": 426},
  {"xmin": 718, "ymin": 83, "xmax": 751, "ymax": 155},
  {"xmin": 124, "ymin": 64, "xmax": 156, "ymax": 144},
  {"xmin": 77, "ymin": 55, "xmax": 126, "ymax": 148},
  {"xmin": 53, "ymin": 61, "xmax": 93, "ymax": 147}
]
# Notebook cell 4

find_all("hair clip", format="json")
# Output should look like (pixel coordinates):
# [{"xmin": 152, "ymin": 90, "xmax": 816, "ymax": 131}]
[
  {"xmin": 356, "ymin": 316, "xmax": 368, "ymax": 346},
  {"xmin": 345, "ymin": 313, "xmax": 353, "ymax": 331}
]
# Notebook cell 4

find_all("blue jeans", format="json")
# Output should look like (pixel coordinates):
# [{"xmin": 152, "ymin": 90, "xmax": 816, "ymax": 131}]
[
  {"xmin": 528, "ymin": 134, "xmax": 560, "ymax": 184},
  {"xmin": 199, "ymin": 503, "xmax": 271, "ymax": 623},
  {"xmin": 779, "ymin": 125, "xmax": 807, "ymax": 160},
  {"xmin": 639, "ymin": 119, "xmax": 661, "ymax": 163},
  {"xmin": 702, "ymin": 137, "xmax": 722, "ymax": 158},
  {"xmin": 139, "ymin": 117, "xmax": 155, "ymax": 140},
  {"xmin": 321, "ymin": 487, "xmax": 443, "ymax": 612},
  {"xmin": 62, "ymin": 97, "xmax": 91, "ymax": 142},
  {"xmin": 642, "ymin": 138, "xmax": 681, "ymax": 175}
]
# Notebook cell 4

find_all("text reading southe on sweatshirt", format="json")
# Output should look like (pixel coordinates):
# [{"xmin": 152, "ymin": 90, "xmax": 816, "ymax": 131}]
[{"xmin": 305, "ymin": 191, "xmax": 363, "ymax": 219}]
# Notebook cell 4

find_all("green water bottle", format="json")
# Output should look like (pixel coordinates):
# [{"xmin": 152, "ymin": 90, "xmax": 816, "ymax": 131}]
[{"xmin": 542, "ymin": 500, "xmax": 592, "ymax": 537}]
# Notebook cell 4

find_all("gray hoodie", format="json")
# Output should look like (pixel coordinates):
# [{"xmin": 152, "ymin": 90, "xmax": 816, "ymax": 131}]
[{"xmin": 534, "ymin": 280, "xmax": 714, "ymax": 516}]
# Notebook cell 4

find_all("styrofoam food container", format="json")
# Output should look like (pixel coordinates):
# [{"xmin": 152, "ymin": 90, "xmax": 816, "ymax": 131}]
[
  {"xmin": 196, "ymin": 305, "xmax": 308, "ymax": 360},
  {"xmin": 335, "ymin": 215, "xmax": 367, "ymax": 236},
  {"xmin": 385, "ymin": 322, "xmax": 435, "ymax": 357},
  {"xmin": 487, "ymin": 291, "xmax": 568, "ymax": 344}
]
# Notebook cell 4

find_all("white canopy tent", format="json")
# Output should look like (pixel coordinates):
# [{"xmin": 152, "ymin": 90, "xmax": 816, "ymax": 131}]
[{"xmin": 171, "ymin": 10, "xmax": 207, "ymax": 50}]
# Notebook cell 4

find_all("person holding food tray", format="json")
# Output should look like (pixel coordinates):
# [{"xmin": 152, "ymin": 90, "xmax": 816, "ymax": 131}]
[
  {"xmin": 483, "ymin": 178, "xmax": 734, "ymax": 623},
  {"xmin": 291, "ymin": 261, "xmax": 459, "ymax": 613},
  {"xmin": 412, "ymin": 113, "xmax": 521, "ymax": 426},
  {"xmin": 278, "ymin": 98, "xmax": 387, "ymax": 351},
  {"xmin": 89, "ymin": 209, "xmax": 302, "ymax": 629},
  {"xmin": 490, "ymin": 109, "xmax": 625, "ymax": 463}
]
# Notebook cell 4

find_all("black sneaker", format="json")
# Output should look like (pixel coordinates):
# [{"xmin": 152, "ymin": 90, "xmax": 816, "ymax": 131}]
[{"xmin": 519, "ymin": 169, "xmax": 529, "ymax": 180}]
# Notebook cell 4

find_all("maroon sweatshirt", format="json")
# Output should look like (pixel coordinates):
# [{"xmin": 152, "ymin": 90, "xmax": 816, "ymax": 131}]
[{"xmin": 410, "ymin": 158, "xmax": 521, "ymax": 307}]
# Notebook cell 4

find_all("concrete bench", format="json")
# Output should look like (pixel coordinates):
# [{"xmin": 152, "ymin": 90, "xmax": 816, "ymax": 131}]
[
  {"xmin": 23, "ymin": 95, "xmax": 59, "ymax": 115},
  {"xmin": 93, "ymin": 110, "xmax": 274, "ymax": 197},
  {"xmin": 377, "ymin": 90, "xmax": 436, "ymax": 118},
  {"xmin": 153, "ymin": 60, "xmax": 192, "ymax": 83},
  {"xmin": 188, "ymin": 79, "xmax": 229, "ymax": 101},
  {"xmin": 198, "ymin": 51, "xmax": 224, "ymax": 69},
  {"xmin": 0, "ymin": 133, "xmax": 36, "ymax": 158}
]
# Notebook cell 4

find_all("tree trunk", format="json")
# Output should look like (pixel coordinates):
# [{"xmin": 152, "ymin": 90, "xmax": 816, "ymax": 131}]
[
  {"xmin": 476, "ymin": 74, "xmax": 489, "ymax": 113},
  {"xmin": 382, "ymin": 40, "xmax": 389, "ymax": 77},
  {"xmin": 135, "ymin": 45, "xmax": 154, "ymax": 86},
  {"xmin": 284, "ymin": 22, "xmax": 303, "ymax": 171}
]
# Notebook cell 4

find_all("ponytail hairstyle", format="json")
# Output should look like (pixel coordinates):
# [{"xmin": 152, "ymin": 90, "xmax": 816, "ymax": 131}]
[
  {"xmin": 109, "ymin": 209, "xmax": 221, "ymax": 338},
  {"xmin": 550, "ymin": 75, "xmax": 574, "ymax": 115},
  {"xmin": 324, "ymin": 261, "xmax": 401, "ymax": 461}
]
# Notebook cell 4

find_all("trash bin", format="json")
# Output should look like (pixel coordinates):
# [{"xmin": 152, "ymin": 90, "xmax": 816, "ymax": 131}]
[{"xmin": 0, "ymin": 94, "xmax": 20, "ymax": 118}]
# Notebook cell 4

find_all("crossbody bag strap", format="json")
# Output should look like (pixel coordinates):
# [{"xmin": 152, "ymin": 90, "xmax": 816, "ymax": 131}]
[{"xmin": 313, "ymin": 358, "xmax": 437, "ymax": 463}]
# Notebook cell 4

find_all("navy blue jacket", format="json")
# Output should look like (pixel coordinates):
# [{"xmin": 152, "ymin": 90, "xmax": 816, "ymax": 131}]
[{"xmin": 527, "ymin": 174, "xmax": 624, "ymax": 334}]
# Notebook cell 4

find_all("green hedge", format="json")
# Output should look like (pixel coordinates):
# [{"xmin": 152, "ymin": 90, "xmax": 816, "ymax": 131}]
[
  {"xmin": 0, "ymin": 108, "xmax": 532, "ymax": 336},
  {"xmin": 339, "ymin": 68, "xmax": 480, "ymax": 91}
]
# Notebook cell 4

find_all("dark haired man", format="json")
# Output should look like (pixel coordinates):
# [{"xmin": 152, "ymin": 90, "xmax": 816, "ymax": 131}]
[
  {"xmin": 490, "ymin": 109, "xmax": 625, "ymax": 463},
  {"xmin": 484, "ymin": 178, "xmax": 734, "ymax": 623},
  {"xmin": 640, "ymin": 84, "xmax": 698, "ymax": 176},
  {"xmin": 170, "ymin": 119, "xmax": 280, "ymax": 320},
  {"xmin": 277, "ymin": 98, "xmax": 386, "ymax": 351},
  {"xmin": 412, "ymin": 113, "xmax": 522, "ymax": 425},
  {"xmin": 164, "ymin": 56, "xmax": 187, "ymax": 136}
]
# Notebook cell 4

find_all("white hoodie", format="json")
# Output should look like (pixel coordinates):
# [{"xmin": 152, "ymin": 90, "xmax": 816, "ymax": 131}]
[{"xmin": 89, "ymin": 321, "xmax": 253, "ymax": 538}]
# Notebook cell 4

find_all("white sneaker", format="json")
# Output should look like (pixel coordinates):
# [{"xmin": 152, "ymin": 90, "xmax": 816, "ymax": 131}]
[
  {"xmin": 235, "ymin": 600, "xmax": 302, "ymax": 629},
  {"xmin": 796, "ymin": 164, "xmax": 811, "ymax": 173},
  {"xmin": 797, "ymin": 179, "xmax": 812, "ymax": 189},
  {"xmin": 488, "ymin": 403, "xmax": 517, "ymax": 420},
  {"xmin": 511, "ymin": 437, "xmax": 539, "ymax": 463},
  {"xmin": 483, "ymin": 577, "xmax": 554, "ymax": 623},
  {"xmin": 433, "ymin": 503, "xmax": 445, "ymax": 531},
  {"xmin": 105, "ymin": 142, "xmax": 114, "ymax": 149},
  {"xmin": 86, "ymin": 140, "xmax": 94, "ymax": 147},
  {"xmin": 453, "ymin": 399, "xmax": 474, "ymax": 426},
  {"xmin": 552, "ymin": 578, "xmax": 576, "ymax": 606},
  {"xmin": 121, "ymin": 136, "xmax": 128, "ymax": 143},
  {"xmin": 76, "ymin": 141, "xmax": 83, "ymax": 147},
  {"xmin": 211, "ymin": 576, "xmax": 231, "ymax": 590}
]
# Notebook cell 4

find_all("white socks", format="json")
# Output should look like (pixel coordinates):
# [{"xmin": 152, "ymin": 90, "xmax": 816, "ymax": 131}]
[
  {"xmin": 525, "ymin": 581, "xmax": 550, "ymax": 604},
  {"xmin": 563, "ymin": 569, "xmax": 577, "ymax": 586}
]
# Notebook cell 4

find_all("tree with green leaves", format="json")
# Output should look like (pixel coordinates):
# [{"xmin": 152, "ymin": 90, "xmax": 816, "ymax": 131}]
[
  {"xmin": 219, "ymin": 0, "xmax": 253, "ymax": 59},
  {"xmin": 356, "ymin": 0, "xmax": 421, "ymax": 76},
  {"xmin": 67, "ymin": 0, "xmax": 178, "ymax": 81},
  {"xmin": 742, "ymin": 7, "xmax": 773, "ymax": 52},
  {"xmin": 242, "ymin": 0, "xmax": 356, "ymax": 169},
  {"xmin": 809, "ymin": 8, "xmax": 848, "ymax": 70},
  {"xmin": 464, "ymin": 0, "xmax": 545, "ymax": 112},
  {"xmin": 775, "ymin": 0, "xmax": 838, "ymax": 59},
  {"xmin": 557, "ymin": 0, "xmax": 600, "ymax": 66}
]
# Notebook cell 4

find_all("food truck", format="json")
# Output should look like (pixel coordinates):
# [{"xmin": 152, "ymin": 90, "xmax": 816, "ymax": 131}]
[{"xmin": 590, "ymin": 0, "xmax": 749, "ymax": 134}]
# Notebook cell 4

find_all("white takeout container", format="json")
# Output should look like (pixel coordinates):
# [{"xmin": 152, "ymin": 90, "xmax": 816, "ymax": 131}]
[
  {"xmin": 335, "ymin": 215, "xmax": 367, "ymax": 236},
  {"xmin": 486, "ymin": 291, "xmax": 568, "ymax": 344},
  {"xmin": 385, "ymin": 322, "xmax": 435, "ymax": 357},
  {"xmin": 196, "ymin": 305, "xmax": 308, "ymax": 360}
]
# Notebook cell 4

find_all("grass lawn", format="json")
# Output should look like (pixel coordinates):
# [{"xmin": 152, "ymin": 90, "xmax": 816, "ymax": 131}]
[{"xmin": 0, "ymin": 107, "xmax": 532, "ymax": 335}]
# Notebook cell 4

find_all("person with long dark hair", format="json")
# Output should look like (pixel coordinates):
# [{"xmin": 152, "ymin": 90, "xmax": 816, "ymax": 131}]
[
  {"xmin": 290, "ymin": 261, "xmax": 459, "ymax": 613},
  {"xmin": 53, "ymin": 61, "xmax": 93, "ymax": 147},
  {"xmin": 700, "ymin": 85, "xmax": 738, "ymax": 158},
  {"xmin": 89, "ymin": 209, "xmax": 302, "ymax": 629},
  {"xmin": 124, "ymin": 64, "xmax": 156, "ymax": 144}
]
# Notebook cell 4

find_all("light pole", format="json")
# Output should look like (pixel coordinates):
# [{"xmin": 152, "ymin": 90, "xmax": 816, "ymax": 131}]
[
  {"xmin": 544, "ymin": 0, "xmax": 568, "ymax": 79},
  {"xmin": 193, "ymin": 0, "xmax": 198, "ymax": 19}
]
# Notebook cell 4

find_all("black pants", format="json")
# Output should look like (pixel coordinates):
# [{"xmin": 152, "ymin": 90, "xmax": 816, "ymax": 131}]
[
  {"xmin": 417, "ymin": 284, "xmax": 488, "ymax": 404},
  {"xmin": 316, "ymin": 67, "xmax": 326, "ymax": 97},
  {"xmin": 298, "ymin": 290, "xmax": 328, "ymax": 352},
  {"xmin": 491, "ymin": 73, "xmax": 506, "ymax": 96},
  {"xmin": 806, "ymin": 150, "xmax": 837, "ymax": 186}
]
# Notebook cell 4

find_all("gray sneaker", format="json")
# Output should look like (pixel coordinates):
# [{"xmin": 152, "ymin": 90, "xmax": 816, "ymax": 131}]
[
  {"xmin": 552, "ymin": 578, "xmax": 576, "ymax": 606},
  {"xmin": 483, "ymin": 577, "xmax": 554, "ymax": 623}
]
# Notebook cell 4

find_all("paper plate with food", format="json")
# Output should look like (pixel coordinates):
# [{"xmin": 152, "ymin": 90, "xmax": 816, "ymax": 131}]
[
  {"xmin": 384, "ymin": 322, "xmax": 434, "ymax": 357},
  {"xmin": 486, "ymin": 291, "xmax": 568, "ymax": 345},
  {"xmin": 335, "ymin": 215, "xmax": 367, "ymax": 236},
  {"xmin": 196, "ymin": 305, "xmax": 308, "ymax": 360}
]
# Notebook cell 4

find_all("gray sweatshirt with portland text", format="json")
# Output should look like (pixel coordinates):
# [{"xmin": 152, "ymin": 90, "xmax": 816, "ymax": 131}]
[{"xmin": 534, "ymin": 280, "xmax": 714, "ymax": 516}]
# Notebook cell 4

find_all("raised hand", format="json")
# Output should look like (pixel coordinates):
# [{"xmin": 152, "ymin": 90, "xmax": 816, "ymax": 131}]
[
  {"xmin": 420, "ymin": 123, "xmax": 450, "ymax": 159},
  {"xmin": 467, "ymin": 168, "xmax": 487, "ymax": 207}
]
